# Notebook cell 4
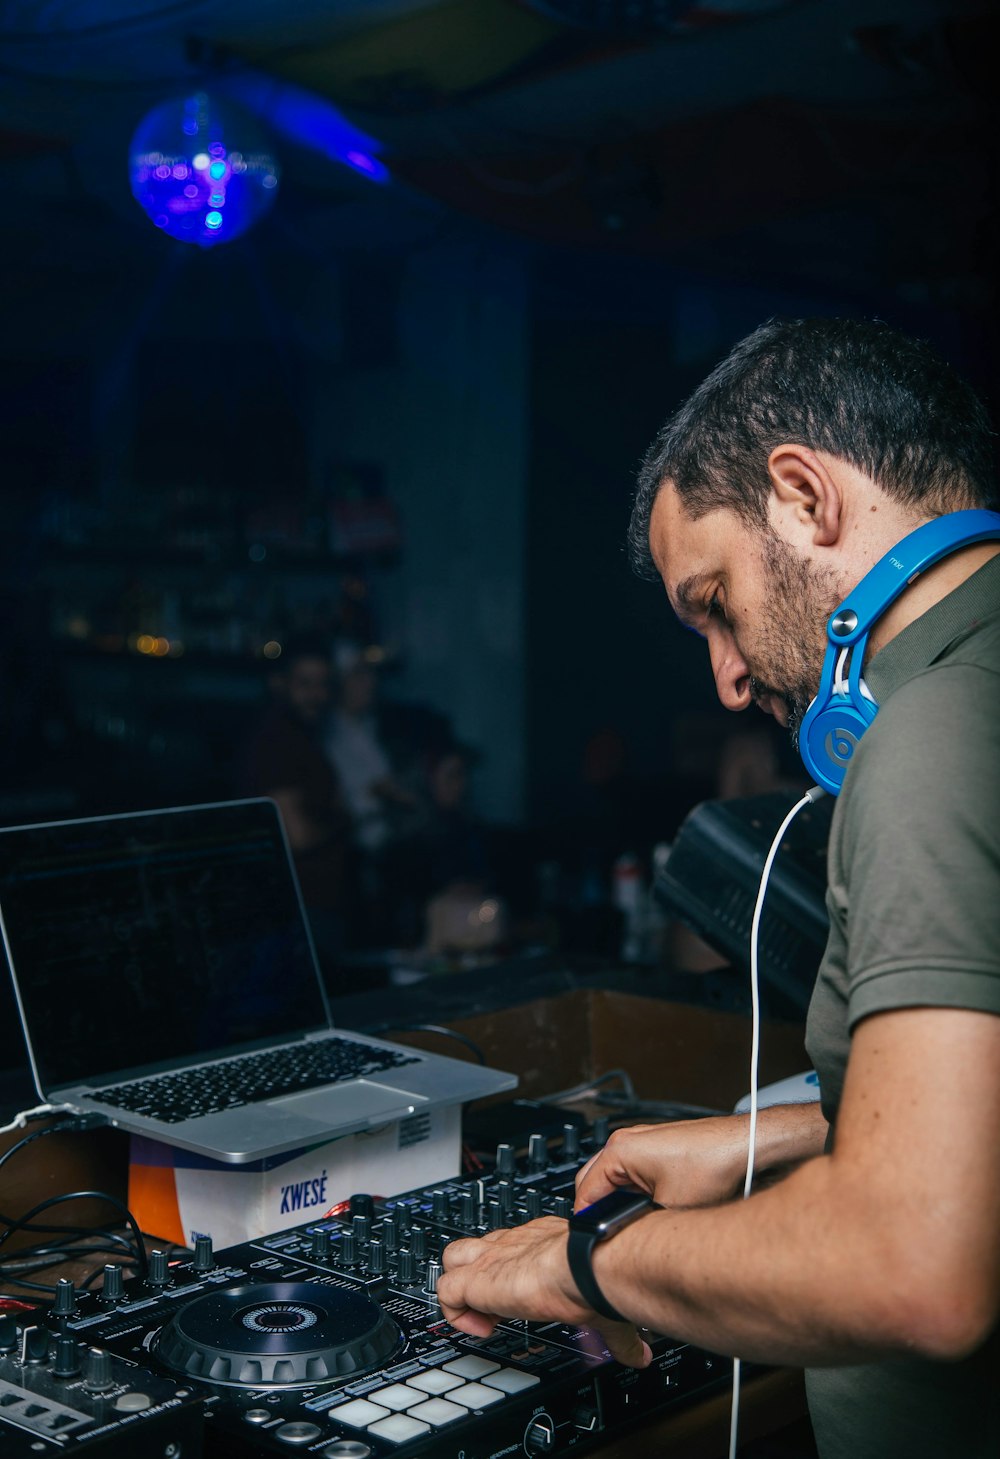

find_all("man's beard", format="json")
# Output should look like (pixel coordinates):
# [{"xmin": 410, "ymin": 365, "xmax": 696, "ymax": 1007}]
[{"xmin": 747, "ymin": 532, "xmax": 844, "ymax": 750}]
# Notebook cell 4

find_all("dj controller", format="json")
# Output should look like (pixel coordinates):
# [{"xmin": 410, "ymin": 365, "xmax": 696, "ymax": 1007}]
[{"xmin": 0, "ymin": 1119, "xmax": 728, "ymax": 1458}]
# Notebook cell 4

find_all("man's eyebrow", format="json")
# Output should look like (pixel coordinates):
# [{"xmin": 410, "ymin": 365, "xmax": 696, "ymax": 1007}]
[{"xmin": 671, "ymin": 573, "xmax": 712, "ymax": 626}]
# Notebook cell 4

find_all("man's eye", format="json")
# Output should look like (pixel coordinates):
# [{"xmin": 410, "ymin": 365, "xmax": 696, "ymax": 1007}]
[{"xmin": 707, "ymin": 594, "xmax": 726, "ymax": 621}]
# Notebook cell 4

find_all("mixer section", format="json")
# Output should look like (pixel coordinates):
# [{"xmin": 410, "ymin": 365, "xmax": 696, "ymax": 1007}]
[{"xmin": 1, "ymin": 1117, "xmax": 729, "ymax": 1457}]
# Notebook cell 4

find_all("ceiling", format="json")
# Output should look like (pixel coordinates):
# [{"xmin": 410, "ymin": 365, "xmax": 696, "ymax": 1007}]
[{"xmin": 0, "ymin": 0, "xmax": 995, "ymax": 310}]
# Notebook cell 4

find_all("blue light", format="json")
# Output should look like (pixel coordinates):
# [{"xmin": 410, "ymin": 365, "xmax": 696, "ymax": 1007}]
[
  {"xmin": 219, "ymin": 75, "xmax": 390, "ymax": 185},
  {"xmin": 344, "ymin": 149, "xmax": 389, "ymax": 183},
  {"xmin": 129, "ymin": 93, "xmax": 279, "ymax": 247}
]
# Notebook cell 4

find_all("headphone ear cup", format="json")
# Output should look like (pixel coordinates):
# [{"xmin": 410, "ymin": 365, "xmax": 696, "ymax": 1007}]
[{"xmin": 799, "ymin": 698, "xmax": 877, "ymax": 795}]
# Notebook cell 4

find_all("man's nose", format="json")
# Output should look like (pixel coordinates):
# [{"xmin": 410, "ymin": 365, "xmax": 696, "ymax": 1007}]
[{"xmin": 709, "ymin": 632, "xmax": 752, "ymax": 712}]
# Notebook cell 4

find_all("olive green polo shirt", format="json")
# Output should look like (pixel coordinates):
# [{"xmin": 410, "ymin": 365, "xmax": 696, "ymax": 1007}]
[{"xmin": 803, "ymin": 552, "xmax": 1000, "ymax": 1459}]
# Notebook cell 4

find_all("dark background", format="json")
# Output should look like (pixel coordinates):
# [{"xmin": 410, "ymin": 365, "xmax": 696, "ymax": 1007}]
[{"xmin": 0, "ymin": 0, "xmax": 995, "ymax": 948}]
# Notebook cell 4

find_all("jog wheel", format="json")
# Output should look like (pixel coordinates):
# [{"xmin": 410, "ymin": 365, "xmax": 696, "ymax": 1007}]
[{"xmin": 155, "ymin": 1282, "xmax": 402, "ymax": 1388}]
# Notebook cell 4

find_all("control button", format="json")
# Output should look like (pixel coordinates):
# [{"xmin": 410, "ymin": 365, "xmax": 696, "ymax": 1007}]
[
  {"xmin": 495, "ymin": 1143, "xmax": 516, "ymax": 1177},
  {"xmin": 525, "ymin": 1414, "xmax": 556, "ymax": 1454},
  {"xmin": 446, "ymin": 1381, "xmax": 504, "ymax": 1409},
  {"xmin": 244, "ymin": 1409, "xmax": 272, "ymax": 1425},
  {"xmin": 562, "ymin": 1122, "xmax": 581, "ymax": 1160},
  {"xmin": 482, "ymin": 1367, "xmax": 542, "ymax": 1394},
  {"xmin": 407, "ymin": 1397, "xmax": 467, "ymax": 1427},
  {"xmin": 366, "ymin": 1413, "xmax": 430, "ymax": 1444},
  {"xmin": 322, "ymin": 1443, "xmax": 372, "ymax": 1459},
  {"xmin": 114, "ymin": 1392, "xmax": 152, "ymax": 1412},
  {"xmin": 331, "ymin": 1399, "xmax": 391, "ymax": 1429},
  {"xmin": 405, "ymin": 1368, "xmax": 463, "ymax": 1396},
  {"xmin": 442, "ymin": 1355, "xmax": 501, "ymax": 1379},
  {"xmin": 366, "ymin": 1383, "xmax": 420, "ymax": 1412},
  {"xmin": 275, "ymin": 1421, "xmax": 323, "ymax": 1445}
]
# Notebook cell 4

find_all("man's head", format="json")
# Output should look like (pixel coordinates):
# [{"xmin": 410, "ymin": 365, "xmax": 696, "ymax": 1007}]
[
  {"xmin": 270, "ymin": 634, "xmax": 333, "ymax": 729},
  {"xmin": 631, "ymin": 318, "xmax": 996, "ymax": 743}
]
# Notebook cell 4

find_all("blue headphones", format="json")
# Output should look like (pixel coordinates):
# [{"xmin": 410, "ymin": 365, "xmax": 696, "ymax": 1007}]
[{"xmin": 799, "ymin": 509, "xmax": 1000, "ymax": 794}]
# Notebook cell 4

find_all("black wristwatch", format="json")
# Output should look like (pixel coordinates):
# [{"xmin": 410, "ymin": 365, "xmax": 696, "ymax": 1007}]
[{"xmin": 566, "ymin": 1189, "xmax": 658, "ymax": 1322}]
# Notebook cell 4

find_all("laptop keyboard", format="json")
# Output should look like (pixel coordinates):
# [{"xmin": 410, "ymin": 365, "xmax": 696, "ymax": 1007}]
[{"xmin": 89, "ymin": 1038, "xmax": 422, "ymax": 1124}]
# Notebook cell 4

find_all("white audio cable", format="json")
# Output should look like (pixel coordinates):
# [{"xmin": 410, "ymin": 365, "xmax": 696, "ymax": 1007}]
[{"xmin": 728, "ymin": 785, "xmax": 826, "ymax": 1459}]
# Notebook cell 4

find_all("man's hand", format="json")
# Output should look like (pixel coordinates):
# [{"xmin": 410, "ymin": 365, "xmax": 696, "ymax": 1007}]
[
  {"xmin": 575, "ymin": 1104, "xmax": 829, "ymax": 1212},
  {"xmin": 437, "ymin": 1218, "xmax": 653, "ymax": 1369}
]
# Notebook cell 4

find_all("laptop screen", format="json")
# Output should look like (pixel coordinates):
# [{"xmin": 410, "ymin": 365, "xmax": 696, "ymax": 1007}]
[{"xmin": 0, "ymin": 800, "xmax": 330, "ymax": 1091}]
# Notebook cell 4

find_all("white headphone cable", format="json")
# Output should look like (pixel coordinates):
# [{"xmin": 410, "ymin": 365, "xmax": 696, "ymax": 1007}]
[{"xmin": 728, "ymin": 785, "xmax": 826, "ymax": 1459}]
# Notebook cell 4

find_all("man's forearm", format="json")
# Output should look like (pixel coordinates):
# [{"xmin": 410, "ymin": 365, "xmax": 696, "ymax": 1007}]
[
  {"xmin": 592, "ymin": 1153, "xmax": 900, "ymax": 1366},
  {"xmin": 747, "ymin": 1099, "xmax": 828, "ymax": 1176}
]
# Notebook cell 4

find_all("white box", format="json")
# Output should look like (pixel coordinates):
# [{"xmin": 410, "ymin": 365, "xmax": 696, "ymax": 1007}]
[{"xmin": 129, "ymin": 1105, "xmax": 461, "ymax": 1250}]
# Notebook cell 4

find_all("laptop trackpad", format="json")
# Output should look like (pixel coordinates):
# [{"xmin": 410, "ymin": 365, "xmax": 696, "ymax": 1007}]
[{"xmin": 272, "ymin": 1082, "xmax": 427, "ymax": 1124}]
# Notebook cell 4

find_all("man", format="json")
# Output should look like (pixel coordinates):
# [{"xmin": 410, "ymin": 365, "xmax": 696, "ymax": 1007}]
[
  {"xmin": 239, "ymin": 634, "xmax": 350, "ymax": 968},
  {"xmin": 438, "ymin": 318, "xmax": 1000, "ymax": 1457}
]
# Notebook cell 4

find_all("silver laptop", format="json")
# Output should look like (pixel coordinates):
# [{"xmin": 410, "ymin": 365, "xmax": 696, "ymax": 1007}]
[{"xmin": 0, "ymin": 799, "xmax": 515, "ymax": 1163}]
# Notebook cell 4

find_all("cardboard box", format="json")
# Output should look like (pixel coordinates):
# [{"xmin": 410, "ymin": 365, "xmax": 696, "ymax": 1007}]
[
  {"xmin": 390, "ymin": 989, "xmax": 809, "ymax": 1115},
  {"xmin": 128, "ymin": 1104, "xmax": 461, "ymax": 1249}
]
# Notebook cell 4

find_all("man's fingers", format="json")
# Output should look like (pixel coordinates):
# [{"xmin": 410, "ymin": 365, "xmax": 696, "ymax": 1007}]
[
  {"xmin": 599, "ymin": 1325, "xmax": 653, "ymax": 1369},
  {"xmin": 436, "ymin": 1302, "xmax": 498, "ymax": 1339}
]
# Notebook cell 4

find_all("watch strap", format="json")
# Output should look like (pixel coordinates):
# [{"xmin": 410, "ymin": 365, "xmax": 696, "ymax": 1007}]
[{"xmin": 566, "ymin": 1228, "xmax": 627, "ymax": 1322}]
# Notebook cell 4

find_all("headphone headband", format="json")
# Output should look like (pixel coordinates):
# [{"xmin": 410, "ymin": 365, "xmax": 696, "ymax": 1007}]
[{"xmin": 799, "ymin": 509, "xmax": 1000, "ymax": 794}]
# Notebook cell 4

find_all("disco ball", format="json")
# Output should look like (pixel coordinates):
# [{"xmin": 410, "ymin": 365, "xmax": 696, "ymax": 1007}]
[{"xmin": 129, "ymin": 93, "xmax": 280, "ymax": 247}]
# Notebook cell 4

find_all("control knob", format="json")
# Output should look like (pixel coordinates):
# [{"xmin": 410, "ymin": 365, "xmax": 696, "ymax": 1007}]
[
  {"xmin": 53, "ymin": 1335, "xmax": 82, "ymax": 1378},
  {"xmin": 495, "ymin": 1142, "xmax": 516, "ymax": 1177},
  {"xmin": 525, "ymin": 1413, "xmax": 556, "ymax": 1454},
  {"xmin": 193, "ymin": 1234, "xmax": 215, "ymax": 1273},
  {"xmin": 423, "ymin": 1258, "xmax": 442, "ymax": 1301},
  {"xmin": 147, "ymin": 1249, "xmax": 171, "ymax": 1288},
  {"xmin": 528, "ymin": 1133, "xmax": 548, "ymax": 1174},
  {"xmin": 52, "ymin": 1276, "xmax": 76, "ymax": 1319},
  {"xmin": 99, "ymin": 1264, "xmax": 124, "ymax": 1304},
  {"xmin": 83, "ymin": 1347, "xmax": 114, "ymax": 1392}
]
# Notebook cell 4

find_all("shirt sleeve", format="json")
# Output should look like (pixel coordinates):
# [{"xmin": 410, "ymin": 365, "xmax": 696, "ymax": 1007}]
[{"xmin": 832, "ymin": 661, "xmax": 1000, "ymax": 1030}]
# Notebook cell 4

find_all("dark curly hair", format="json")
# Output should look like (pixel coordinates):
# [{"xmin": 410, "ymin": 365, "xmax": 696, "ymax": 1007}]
[{"xmin": 628, "ymin": 317, "xmax": 996, "ymax": 578}]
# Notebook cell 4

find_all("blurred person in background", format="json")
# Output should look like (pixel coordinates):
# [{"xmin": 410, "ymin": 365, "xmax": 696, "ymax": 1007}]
[{"xmin": 238, "ymin": 633, "xmax": 350, "ymax": 974}]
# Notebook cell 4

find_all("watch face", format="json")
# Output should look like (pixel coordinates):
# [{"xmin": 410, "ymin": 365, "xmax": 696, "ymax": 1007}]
[{"xmin": 572, "ymin": 1189, "xmax": 652, "ymax": 1238}]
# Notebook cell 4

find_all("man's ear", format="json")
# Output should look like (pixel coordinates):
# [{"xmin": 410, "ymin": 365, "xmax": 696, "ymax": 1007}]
[{"xmin": 767, "ymin": 444, "xmax": 843, "ymax": 547}]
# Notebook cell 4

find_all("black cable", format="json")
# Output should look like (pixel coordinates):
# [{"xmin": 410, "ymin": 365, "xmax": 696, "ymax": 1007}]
[
  {"xmin": 0, "ymin": 1191, "xmax": 149, "ymax": 1279},
  {"xmin": 0, "ymin": 1116, "xmax": 88, "ymax": 1179},
  {"xmin": 364, "ymin": 1022, "xmax": 487, "ymax": 1065}
]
